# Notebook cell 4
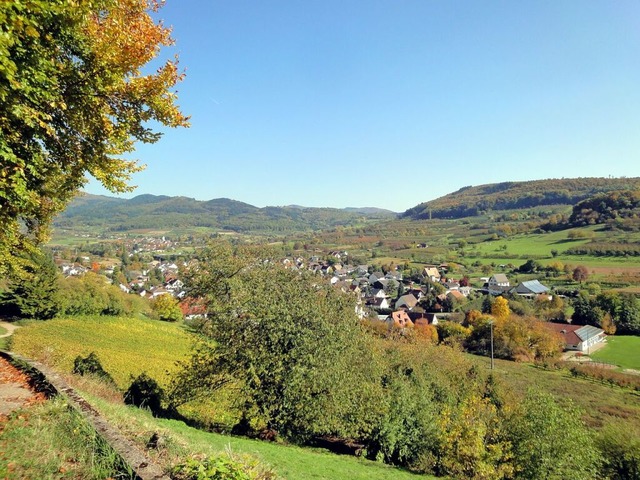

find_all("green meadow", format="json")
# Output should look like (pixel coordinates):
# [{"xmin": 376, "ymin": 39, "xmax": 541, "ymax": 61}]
[{"xmin": 590, "ymin": 336, "xmax": 640, "ymax": 371}]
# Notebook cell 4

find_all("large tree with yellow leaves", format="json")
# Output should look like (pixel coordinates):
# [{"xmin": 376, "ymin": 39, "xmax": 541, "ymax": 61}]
[{"xmin": 0, "ymin": 0, "xmax": 188, "ymax": 274}]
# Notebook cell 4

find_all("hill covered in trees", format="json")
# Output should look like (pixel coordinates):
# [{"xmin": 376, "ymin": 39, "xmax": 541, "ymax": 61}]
[
  {"xmin": 54, "ymin": 193, "xmax": 397, "ymax": 233},
  {"xmin": 401, "ymin": 177, "xmax": 640, "ymax": 220}
]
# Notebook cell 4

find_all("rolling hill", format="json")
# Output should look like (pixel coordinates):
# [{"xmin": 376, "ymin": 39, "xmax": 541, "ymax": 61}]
[
  {"xmin": 401, "ymin": 177, "xmax": 640, "ymax": 220},
  {"xmin": 53, "ymin": 193, "xmax": 397, "ymax": 233}
]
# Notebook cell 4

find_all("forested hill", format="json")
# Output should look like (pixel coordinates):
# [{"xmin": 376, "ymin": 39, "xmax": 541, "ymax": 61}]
[
  {"xmin": 401, "ymin": 177, "xmax": 640, "ymax": 220},
  {"xmin": 54, "ymin": 193, "xmax": 397, "ymax": 233}
]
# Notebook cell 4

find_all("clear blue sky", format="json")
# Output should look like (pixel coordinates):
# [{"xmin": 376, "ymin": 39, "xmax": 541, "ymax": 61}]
[{"xmin": 85, "ymin": 0, "xmax": 640, "ymax": 212}]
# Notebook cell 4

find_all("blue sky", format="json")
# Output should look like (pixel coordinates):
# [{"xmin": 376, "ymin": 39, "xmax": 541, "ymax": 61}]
[{"xmin": 85, "ymin": 0, "xmax": 640, "ymax": 212}]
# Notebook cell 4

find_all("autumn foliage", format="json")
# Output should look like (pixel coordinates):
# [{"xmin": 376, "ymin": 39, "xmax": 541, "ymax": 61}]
[{"xmin": 0, "ymin": 0, "xmax": 188, "ymax": 275}]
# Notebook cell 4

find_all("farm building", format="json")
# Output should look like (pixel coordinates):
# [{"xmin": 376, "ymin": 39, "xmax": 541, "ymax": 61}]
[{"xmin": 545, "ymin": 323, "xmax": 606, "ymax": 353}]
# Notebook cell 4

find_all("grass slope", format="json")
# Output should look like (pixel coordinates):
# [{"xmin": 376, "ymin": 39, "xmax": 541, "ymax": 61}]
[
  {"xmin": 0, "ymin": 397, "xmax": 133, "ymax": 479},
  {"xmin": 475, "ymin": 355, "xmax": 640, "ymax": 430},
  {"xmin": 10, "ymin": 316, "xmax": 193, "ymax": 388},
  {"xmin": 9, "ymin": 316, "xmax": 426, "ymax": 479},
  {"xmin": 590, "ymin": 336, "xmax": 640, "ymax": 371},
  {"xmin": 86, "ymin": 392, "xmax": 424, "ymax": 480}
]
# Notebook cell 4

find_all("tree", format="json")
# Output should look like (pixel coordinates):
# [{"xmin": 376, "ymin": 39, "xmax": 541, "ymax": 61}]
[
  {"xmin": 491, "ymin": 296, "xmax": 510, "ymax": 321},
  {"xmin": 572, "ymin": 265, "xmax": 589, "ymax": 284},
  {"xmin": 508, "ymin": 391, "xmax": 601, "ymax": 479},
  {"xmin": 518, "ymin": 259, "xmax": 542, "ymax": 274},
  {"xmin": 173, "ymin": 241, "xmax": 380, "ymax": 440},
  {"xmin": 1, "ymin": 248, "xmax": 61, "ymax": 319},
  {"xmin": 616, "ymin": 294, "xmax": 640, "ymax": 335},
  {"xmin": 151, "ymin": 294, "xmax": 183, "ymax": 322},
  {"xmin": 0, "ymin": 0, "xmax": 189, "ymax": 275},
  {"xmin": 571, "ymin": 294, "xmax": 602, "ymax": 327}
]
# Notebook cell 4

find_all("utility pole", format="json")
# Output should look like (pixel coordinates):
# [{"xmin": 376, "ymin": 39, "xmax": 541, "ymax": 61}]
[{"xmin": 490, "ymin": 320, "xmax": 495, "ymax": 370}]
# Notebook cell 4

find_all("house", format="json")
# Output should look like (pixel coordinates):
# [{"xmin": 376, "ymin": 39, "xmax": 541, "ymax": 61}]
[
  {"xmin": 368, "ymin": 272, "xmax": 385, "ymax": 284},
  {"xmin": 443, "ymin": 280, "xmax": 460, "ymax": 291},
  {"xmin": 355, "ymin": 265, "xmax": 369, "ymax": 275},
  {"xmin": 366, "ymin": 297, "xmax": 390, "ymax": 310},
  {"xmin": 387, "ymin": 310, "xmax": 414, "ymax": 328},
  {"xmin": 487, "ymin": 274, "xmax": 510, "ymax": 295},
  {"xmin": 151, "ymin": 287, "xmax": 170, "ymax": 298},
  {"xmin": 509, "ymin": 279, "xmax": 550, "ymax": 298},
  {"xmin": 423, "ymin": 267, "xmax": 441, "ymax": 282},
  {"xmin": 395, "ymin": 293, "xmax": 419, "ymax": 310},
  {"xmin": 179, "ymin": 297, "xmax": 208, "ymax": 320},
  {"xmin": 372, "ymin": 278, "xmax": 390, "ymax": 290},
  {"xmin": 371, "ymin": 288, "xmax": 388, "ymax": 299},
  {"xmin": 405, "ymin": 287, "xmax": 425, "ymax": 299},
  {"xmin": 545, "ymin": 323, "xmax": 606, "ymax": 352},
  {"xmin": 459, "ymin": 286, "xmax": 472, "ymax": 297},
  {"xmin": 447, "ymin": 290, "xmax": 465, "ymax": 302}
]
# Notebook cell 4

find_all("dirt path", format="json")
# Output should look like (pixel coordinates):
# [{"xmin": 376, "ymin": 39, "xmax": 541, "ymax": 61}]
[
  {"xmin": 0, "ymin": 321, "xmax": 19, "ymax": 339},
  {"xmin": 0, "ymin": 356, "xmax": 45, "ymax": 419},
  {"xmin": 0, "ymin": 322, "xmax": 42, "ymax": 419}
]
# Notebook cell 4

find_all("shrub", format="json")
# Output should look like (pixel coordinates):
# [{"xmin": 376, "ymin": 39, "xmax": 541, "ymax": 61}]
[
  {"xmin": 151, "ymin": 294, "xmax": 183, "ymax": 322},
  {"xmin": 72, "ymin": 352, "xmax": 115, "ymax": 385},
  {"xmin": 597, "ymin": 421, "xmax": 640, "ymax": 480},
  {"xmin": 171, "ymin": 453, "xmax": 277, "ymax": 480},
  {"xmin": 568, "ymin": 363, "xmax": 640, "ymax": 390},
  {"xmin": 124, "ymin": 373, "xmax": 165, "ymax": 416}
]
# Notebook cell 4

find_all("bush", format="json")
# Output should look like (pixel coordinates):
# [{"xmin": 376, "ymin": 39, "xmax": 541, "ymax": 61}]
[
  {"xmin": 151, "ymin": 294, "xmax": 183, "ymax": 322},
  {"xmin": 124, "ymin": 373, "xmax": 165, "ymax": 416},
  {"xmin": 171, "ymin": 453, "xmax": 277, "ymax": 480},
  {"xmin": 72, "ymin": 352, "xmax": 115, "ymax": 385},
  {"xmin": 597, "ymin": 421, "xmax": 640, "ymax": 480},
  {"xmin": 568, "ymin": 363, "xmax": 640, "ymax": 390}
]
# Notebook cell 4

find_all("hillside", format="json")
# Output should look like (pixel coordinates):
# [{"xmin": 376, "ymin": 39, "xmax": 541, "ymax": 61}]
[
  {"xmin": 54, "ymin": 193, "xmax": 397, "ymax": 234},
  {"xmin": 401, "ymin": 177, "xmax": 640, "ymax": 220}
]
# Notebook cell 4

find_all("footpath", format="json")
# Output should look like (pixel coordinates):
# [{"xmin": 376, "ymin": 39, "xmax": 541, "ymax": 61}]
[{"xmin": 0, "ymin": 322, "xmax": 38, "ymax": 417}]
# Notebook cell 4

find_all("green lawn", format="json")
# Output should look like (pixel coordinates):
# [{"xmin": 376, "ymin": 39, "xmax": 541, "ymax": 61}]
[
  {"xmin": 11, "ymin": 316, "xmax": 194, "ymax": 388},
  {"xmin": 87, "ymin": 392, "xmax": 426, "ymax": 480},
  {"xmin": 590, "ymin": 336, "xmax": 640, "ymax": 371},
  {"xmin": 0, "ymin": 325, "xmax": 7, "ymax": 336}
]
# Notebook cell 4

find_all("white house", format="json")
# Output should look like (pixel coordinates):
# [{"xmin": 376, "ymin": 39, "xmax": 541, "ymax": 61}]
[{"xmin": 488, "ymin": 274, "xmax": 510, "ymax": 295}]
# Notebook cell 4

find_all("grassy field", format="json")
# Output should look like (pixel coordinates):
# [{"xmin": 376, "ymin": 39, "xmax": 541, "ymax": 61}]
[
  {"xmin": 85, "ymin": 391, "xmax": 426, "ymax": 480},
  {"xmin": 590, "ymin": 336, "xmax": 640, "ymax": 371},
  {"xmin": 0, "ymin": 397, "xmax": 133, "ymax": 479},
  {"xmin": 10, "ymin": 316, "xmax": 194, "ymax": 388},
  {"xmin": 471, "ymin": 355, "xmax": 640, "ymax": 430}
]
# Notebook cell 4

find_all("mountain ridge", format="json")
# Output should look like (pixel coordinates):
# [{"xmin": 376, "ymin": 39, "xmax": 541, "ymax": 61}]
[
  {"xmin": 401, "ymin": 177, "xmax": 640, "ymax": 220},
  {"xmin": 54, "ymin": 193, "xmax": 397, "ymax": 233}
]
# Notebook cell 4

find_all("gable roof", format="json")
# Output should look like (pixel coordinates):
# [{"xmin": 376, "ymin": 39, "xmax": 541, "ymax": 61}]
[
  {"xmin": 544, "ymin": 323, "xmax": 604, "ymax": 345},
  {"xmin": 396, "ymin": 293, "xmax": 418, "ymax": 309},
  {"xmin": 575, "ymin": 324, "xmax": 605, "ymax": 342},
  {"xmin": 448, "ymin": 290, "xmax": 465, "ymax": 300},
  {"xmin": 423, "ymin": 267, "xmax": 440, "ymax": 278},
  {"xmin": 490, "ymin": 274, "xmax": 509, "ymax": 283},
  {"xmin": 389, "ymin": 310, "xmax": 413, "ymax": 327},
  {"xmin": 511, "ymin": 279, "xmax": 550, "ymax": 295}
]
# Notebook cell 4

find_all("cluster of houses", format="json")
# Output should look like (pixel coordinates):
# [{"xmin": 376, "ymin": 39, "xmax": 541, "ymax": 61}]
[{"xmin": 57, "ymin": 247, "xmax": 606, "ymax": 353}]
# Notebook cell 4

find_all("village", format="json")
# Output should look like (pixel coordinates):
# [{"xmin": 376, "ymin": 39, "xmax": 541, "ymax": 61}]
[{"xmin": 53, "ymin": 242, "xmax": 605, "ymax": 355}]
